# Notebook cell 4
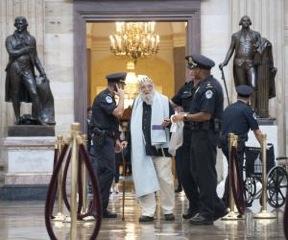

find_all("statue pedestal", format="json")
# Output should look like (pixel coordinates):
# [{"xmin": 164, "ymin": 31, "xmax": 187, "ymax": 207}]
[
  {"xmin": 0, "ymin": 136, "xmax": 56, "ymax": 200},
  {"xmin": 246, "ymin": 118, "xmax": 278, "ymax": 156},
  {"xmin": 7, "ymin": 125, "xmax": 55, "ymax": 136}
]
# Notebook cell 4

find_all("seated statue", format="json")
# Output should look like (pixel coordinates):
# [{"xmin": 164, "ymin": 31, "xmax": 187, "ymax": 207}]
[{"xmin": 5, "ymin": 16, "xmax": 55, "ymax": 125}]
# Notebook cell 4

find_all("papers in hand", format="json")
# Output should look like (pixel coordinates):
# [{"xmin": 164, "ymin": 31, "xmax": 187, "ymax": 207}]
[
  {"xmin": 168, "ymin": 118, "xmax": 184, "ymax": 156},
  {"xmin": 170, "ymin": 114, "xmax": 182, "ymax": 132}
]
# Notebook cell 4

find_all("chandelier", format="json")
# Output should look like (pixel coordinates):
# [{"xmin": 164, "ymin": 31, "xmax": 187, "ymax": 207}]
[{"xmin": 109, "ymin": 22, "xmax": 160, "ymax": 63}]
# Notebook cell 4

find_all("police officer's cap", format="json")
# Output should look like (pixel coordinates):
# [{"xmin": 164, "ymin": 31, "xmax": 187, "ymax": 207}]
[
  {"xmin": 185, "ymin": 54, "xmax": 215, "ymax": 70},
  {"xmin": 106, "ymin": 72, "xmax": 127, "ymax": 83},
  {"xmin": 236, "ymin": 85, "xmax": 254, "ymax": 97}
]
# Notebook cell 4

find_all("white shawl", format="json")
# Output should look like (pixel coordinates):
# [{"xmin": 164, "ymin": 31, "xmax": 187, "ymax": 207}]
[{"xmin": 130, "ymin": 91, "xmax": 170, "ymax": 197}]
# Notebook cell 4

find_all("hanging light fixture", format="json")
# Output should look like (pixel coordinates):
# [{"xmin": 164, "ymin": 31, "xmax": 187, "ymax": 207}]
[
  {"xmin": 109, "ymin": 22, "xmax": 160, "ymax": 63},
  {"xmin": 109, "ymin": 22, "xmax": 160, "ymax": 107}
]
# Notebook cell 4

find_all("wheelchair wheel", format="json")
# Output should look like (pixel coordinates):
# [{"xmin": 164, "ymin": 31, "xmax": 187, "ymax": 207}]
[
  {"xmin": 267, "ymin": 166, "xmax": 288, "ymax": 208},
  {"xmin": 244, "ymin": 177, "xmax": 256, "ymax": 207}
]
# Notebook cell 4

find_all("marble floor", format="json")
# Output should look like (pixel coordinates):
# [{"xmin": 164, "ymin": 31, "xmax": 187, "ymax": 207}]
[{"xmin": 0, "ymin": 181, "xmax": 286, "ymax": 240}]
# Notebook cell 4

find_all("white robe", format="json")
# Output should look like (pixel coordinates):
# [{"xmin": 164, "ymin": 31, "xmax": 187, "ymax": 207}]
[{"xmin": 130, "ymin": 91, "xmax": 170, "ymax": 197}]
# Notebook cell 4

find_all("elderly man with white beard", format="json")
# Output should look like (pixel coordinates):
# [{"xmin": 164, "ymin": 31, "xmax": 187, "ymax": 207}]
[{"xmin": 130, "ymin": 75, "xmax": 175, "ymax": 223}]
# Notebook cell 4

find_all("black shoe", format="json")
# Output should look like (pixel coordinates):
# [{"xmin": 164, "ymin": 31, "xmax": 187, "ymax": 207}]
[
  {"xmin": 139, "ymin": 215, "xmax": 154, "ymax": 223},
  {"xmin": 103, "ymin": 210, "xmax": 117, "ymax": 218},
  {"xmin": 213, "ymin": 209, "xmax": 228, "ymax": 221},
  {"xmin": 164, "ymin": 213, "xmax": 175, "ymax": 221},
  {"xmin": 175, "ymin": 186, "xmax": 182, "ymax": 193},
  {"xmin": 182, "ymin": 209, "xmax": 199, "ymax": 219},
  {"xmin": 190, "ymin": 213, "xmax": 213, "ymax": 225}
]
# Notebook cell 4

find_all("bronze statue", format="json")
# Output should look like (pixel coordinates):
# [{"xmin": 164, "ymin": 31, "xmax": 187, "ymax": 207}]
[
  {"xmin": 254, "ymin": 37, "xmax": 277, "ymax": 118},
  {"xmin": 219, "ymin": 15, "xmax": 276, "ymax": 118},
  {"xmin": 5, "ymin": 16, "xmax": 55, "ymax": 125}
]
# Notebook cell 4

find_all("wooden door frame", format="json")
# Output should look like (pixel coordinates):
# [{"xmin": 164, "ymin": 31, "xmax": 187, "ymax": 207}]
[{"xmin": 74, "ymin": 0, "xmax": 201, "ymax": 130}]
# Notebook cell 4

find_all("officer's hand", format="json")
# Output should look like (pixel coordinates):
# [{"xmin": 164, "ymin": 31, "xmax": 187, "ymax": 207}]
[
  {"xmin": 121, "ymin": 141, "xmax": 128, "ymax": 149},
  {"xmin": 114, "ymin": 84, "xmax": 125, "ymax": 98},
  {"xmin": 115, "ymin": 139, "xmax": 122, "ymax": 153},
  {"xmin": 161, "ymin": 118, "xmax": 171, "ymax": 128},
  {"xmin": 171, "ymin": 113, "xmax": 184, "ymax": 122}
]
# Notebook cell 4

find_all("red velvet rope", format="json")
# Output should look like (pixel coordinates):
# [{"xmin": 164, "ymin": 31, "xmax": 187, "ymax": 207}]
[
  {"xmin": 79, "ymin": 144, "xmax": 102, "ymax": 240},
  {"xmin": 45, "ymin": 144, "xmax": 69, "ymax": 240},
  {"xmin": 45, "ymin": 143, "xmax": 102, "ymax": 240},
  {"xmin": 77, "ymin": 151, "xmax": 84, "ymax": 216},
  {"xmin": 61, "ymin": 148, "xmax": 72, "ymax": 211},
  {"xmin": 230, "ymin": 146, "xmax": 246, "ymax": 215}
]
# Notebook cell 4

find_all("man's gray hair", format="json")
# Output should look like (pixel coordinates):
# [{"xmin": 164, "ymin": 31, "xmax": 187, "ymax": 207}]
[{"xmin": 137, "ymin": 74, "xmax": 153, "ymax": 86}]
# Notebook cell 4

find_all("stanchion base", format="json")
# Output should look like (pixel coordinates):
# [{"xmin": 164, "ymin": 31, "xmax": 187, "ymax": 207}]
[
  {"xmin": 222, "ymin": 211, "xmax": 244, "ymax": 221},
  {"xmin": 52, "ymin": 213, "xmax": 67, "ymax": 222},
  {"xmin": 253, "ymin": 210, "xmax": 276, "ymax": 219}
]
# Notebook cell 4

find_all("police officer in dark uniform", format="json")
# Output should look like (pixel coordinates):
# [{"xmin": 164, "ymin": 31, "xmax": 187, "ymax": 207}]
[
  {"xmin": 91, "ymin": 72, "xmax": 127, "ymax": 218},
  {"xmin": 171, "ymin": 66, "xmax": 199, "ymax": 219},
  {"xmin": 172, "ymin": 54, "xmax": 227, "ymax": 225},
  {"xmin": 220, "ymin": 85, "xmax": 263, "ymax": 207}
]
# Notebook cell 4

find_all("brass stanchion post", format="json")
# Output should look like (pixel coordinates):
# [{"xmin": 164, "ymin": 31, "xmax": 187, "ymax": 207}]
[
  {"xmin": 70, "ymin": 123, "xmax": 80, "ymax": 239},
  {"xmin": 222, "ymin": 133, "xmax": 243, "ymax": 220},
  {"xmin": 254, "ymin": 134, "xmax": 276, "ymax": 219},
  {"xmin": 81, "ymin": 134, "xmax": 90, "ymax": 219}
]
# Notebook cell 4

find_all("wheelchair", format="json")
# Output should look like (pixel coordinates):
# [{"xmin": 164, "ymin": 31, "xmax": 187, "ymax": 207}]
[{"xmin": 243, "ymin": 144, "xmax": 288, "ymax": 208}]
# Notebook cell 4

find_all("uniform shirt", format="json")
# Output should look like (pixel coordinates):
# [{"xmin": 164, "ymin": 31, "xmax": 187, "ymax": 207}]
[
  {"xmin": 91, "ymin": 88, "xmax": 118, "ymax": 133},
  {"xmin": 189, "ymin": 75, "xmax": 223, "ymax": 121},
  {"xmin": 142, "ymin": 102, "xmax": 173, "ymax": 157},
  {"xmin": 171, "ymin": 81, "xmax": 194, "ymax": 112},
  {"xmin": 222, "ymin": 100, "xmax": 259, "ymax": 141}
]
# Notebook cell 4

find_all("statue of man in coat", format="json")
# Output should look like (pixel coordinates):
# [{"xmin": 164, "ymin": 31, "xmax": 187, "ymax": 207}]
[
  {"xmin": 219, "ymin": 15, "xmax": 276, "ymax": 118},
  {"xmin": 5, "ymin": 16, "xmax": 55, "ymax": 125}
]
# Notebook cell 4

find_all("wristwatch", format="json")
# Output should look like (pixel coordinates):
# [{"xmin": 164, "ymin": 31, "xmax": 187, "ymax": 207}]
[{"xmin": 183, "ymin": 113, "xmax": 189, "ymax": 121}]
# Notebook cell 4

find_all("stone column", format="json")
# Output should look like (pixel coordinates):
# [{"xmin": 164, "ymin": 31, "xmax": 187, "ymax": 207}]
[{"xmin": 229, "ymin": 0, "xmax": 286, "ymax": 155}]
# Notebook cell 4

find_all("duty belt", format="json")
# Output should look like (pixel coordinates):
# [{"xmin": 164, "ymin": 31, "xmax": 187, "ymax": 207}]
[
  {"xmin": 93, "ymin": 127, "xmax": 117, "ymax": 139},
  {"xmin": 188, "ymin": 121, "xmax": 212, "ymax": 130}
]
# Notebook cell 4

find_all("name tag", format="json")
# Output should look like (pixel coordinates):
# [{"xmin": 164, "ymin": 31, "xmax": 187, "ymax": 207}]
[{"xmin": 152, "ymin": 125, "xmax": 164, "ymax": 130}]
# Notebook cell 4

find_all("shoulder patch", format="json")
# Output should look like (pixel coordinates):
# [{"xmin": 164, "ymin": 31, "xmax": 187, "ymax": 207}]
[
  {"xmin": 205, "ymin": 90, "xmax": 213, "ymax": 99},
  {"xmin": 105, "ymin": 95, "xmax": 113, "ymax": 104}
]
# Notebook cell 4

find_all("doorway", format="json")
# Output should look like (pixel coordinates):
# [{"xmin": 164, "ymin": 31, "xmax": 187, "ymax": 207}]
[{"xmin": 74, "ymin": 0, "xmax": 201, "ymax": 130}]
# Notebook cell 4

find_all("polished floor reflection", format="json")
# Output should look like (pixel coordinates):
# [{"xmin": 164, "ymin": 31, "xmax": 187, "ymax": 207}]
[{"xmin": 0, "ymin": 181, "xmax": 286, "ymax": 240}]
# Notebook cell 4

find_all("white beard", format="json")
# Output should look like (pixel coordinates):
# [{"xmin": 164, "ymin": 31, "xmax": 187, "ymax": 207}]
[{"xmin": 140, "ymin": 92, "xmax": 154, "ymax": 105}]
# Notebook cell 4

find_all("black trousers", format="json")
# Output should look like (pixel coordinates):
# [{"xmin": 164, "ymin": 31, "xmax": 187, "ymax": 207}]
[
  {"xmin": 92, "ymin": 137, "xmax": 115, "ymax": 211},
  {"xmin": 190, "ymin": 130, "xmax": 226, "ymax": 219},
  {"xmin": 176, "ymin": 128, "xmax": 199, "ymax": 212}
]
